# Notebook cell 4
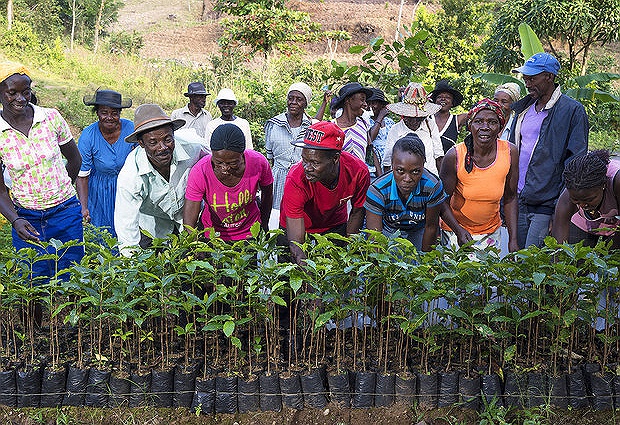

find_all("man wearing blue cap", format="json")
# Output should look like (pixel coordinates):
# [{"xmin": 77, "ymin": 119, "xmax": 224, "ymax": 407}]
[{"xmin": 509, "ymin": 52, "xmax": 588, "ymax": 248}]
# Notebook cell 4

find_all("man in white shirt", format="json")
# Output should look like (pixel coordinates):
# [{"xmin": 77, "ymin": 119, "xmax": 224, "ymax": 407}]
[
  {"xmin": 204, "ymin": 88, "xmax": 254, "ymax": 150},
  {"xmin": 170, "ymin": 82, "xmax": 213, "ymax": 138},
  {"xmin": 115, "ymin": 104, "xmax": 208, "ymax": 253}
]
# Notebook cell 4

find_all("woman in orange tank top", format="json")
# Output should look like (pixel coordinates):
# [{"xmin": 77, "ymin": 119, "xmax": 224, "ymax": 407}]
[{"xmin": 439, "ymin": 98, "xmax": 520, "ymax": 252}]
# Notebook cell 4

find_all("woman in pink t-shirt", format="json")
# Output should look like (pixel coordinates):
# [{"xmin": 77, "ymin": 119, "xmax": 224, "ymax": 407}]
[{"xmin": 183, "ymin": 124, "xmax": 273, "ymax": 240}]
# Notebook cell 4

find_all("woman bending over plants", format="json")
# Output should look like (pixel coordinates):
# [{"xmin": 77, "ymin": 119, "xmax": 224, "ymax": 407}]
[
  {"xmin": 552, "ymin": 150, "xmax": 620, "ymax": 248},
  {"xmin": 183, "ymin": 123, "xmax": 273, "ymax": 240}
]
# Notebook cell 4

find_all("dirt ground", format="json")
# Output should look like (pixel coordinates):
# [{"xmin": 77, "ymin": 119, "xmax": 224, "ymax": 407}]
[
  {"xmin": 113, "ymin": 0, "xmax": 429, "ymax": 65},
  {"xmin": 2, "ymin": 404, "xmax": 620, "ymax": 425}
]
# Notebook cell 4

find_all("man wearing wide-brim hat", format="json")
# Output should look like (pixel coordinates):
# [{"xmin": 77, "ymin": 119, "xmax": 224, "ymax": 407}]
[
  {"xmin": 382, "ymin": 82, "xmax": 444, "ymax": 176},
  {"xmin": 115, "ymin": 103, "xmax": 209, "ymax": 254},
  {"xmin": 170, "ymin": 82, "xmax": 213, "ymax": 139}
]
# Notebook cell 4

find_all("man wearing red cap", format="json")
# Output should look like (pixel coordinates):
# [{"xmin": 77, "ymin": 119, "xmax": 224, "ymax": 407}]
[{"xmin": 280, "ymin": 121, "xmax": 370, "ymax": 264}]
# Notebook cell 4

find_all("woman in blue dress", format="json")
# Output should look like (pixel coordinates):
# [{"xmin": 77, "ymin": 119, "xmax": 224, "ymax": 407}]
[{"xmin": 76, "ymin": 89, "xmax": 134, "ymax": 237}]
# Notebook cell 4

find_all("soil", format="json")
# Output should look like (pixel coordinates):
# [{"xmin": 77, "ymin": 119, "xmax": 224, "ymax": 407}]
[
  {"xmin": 113, "ymin": 0, "xmax": 432, "ymax": 65},
  {"xmin": 1, "ymin": 405, "xmax": 619, "ymax": 424}
]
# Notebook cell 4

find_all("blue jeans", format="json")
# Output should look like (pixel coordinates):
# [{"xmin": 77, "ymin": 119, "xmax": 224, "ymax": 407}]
[
  {"xmin": 12, "ymin": 196, "xmax": 84, "ymax": 283},
  {"xmin": 517, "ymin": 199, "xmax": 551, "ymax": 249}
]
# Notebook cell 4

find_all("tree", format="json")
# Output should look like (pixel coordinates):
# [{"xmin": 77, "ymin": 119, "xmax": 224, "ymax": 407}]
[
  {"xmin": 57, "ymin": 0, "xmax": 123, "ymax": 48},
  {"xmin": 484, "ymin": 0, "xmax": 620, "ymax": 75},
  {"xmin": 219, "ymin": 4, "xmax": 321, "ymax": 60}
]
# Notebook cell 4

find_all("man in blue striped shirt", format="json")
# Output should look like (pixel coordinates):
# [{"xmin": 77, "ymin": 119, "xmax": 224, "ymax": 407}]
[{"xmin": 365, "ymin": 134, "xmax": 447, "ymax": 251}]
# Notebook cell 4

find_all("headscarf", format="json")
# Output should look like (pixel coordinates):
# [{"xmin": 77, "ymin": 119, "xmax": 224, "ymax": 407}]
[
  {"xmin": 0, "ymin": 61, "xmax": 31, "ymax": 85},
  {"xmin": 463, "ymin": 98, "xmax": 505, "ymax": 173},
  {"xmin": 287, "ymin": 82, "xmax": 312, "ymax": 105},
  {"xmin": 494, "ymin": 82, "xmax": 521, "ymax": 103},
  {"xmin": 210, "ymin": 123, "xmax": 246, "ymax": 153}
]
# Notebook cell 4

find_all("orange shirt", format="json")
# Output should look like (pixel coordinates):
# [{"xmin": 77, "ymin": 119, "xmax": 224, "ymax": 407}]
[{"xmin": 442, "ymin": 139, "xmax": 511, "ymax": 235}]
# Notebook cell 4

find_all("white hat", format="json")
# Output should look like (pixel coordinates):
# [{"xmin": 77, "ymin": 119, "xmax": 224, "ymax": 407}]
[
  {"xmin": 214, "ymin": 88, "xmax": 238, "ymax": 106},
  {"xmin": 287, "ymin": 82, "xmax": 313, "ymax": 105}
]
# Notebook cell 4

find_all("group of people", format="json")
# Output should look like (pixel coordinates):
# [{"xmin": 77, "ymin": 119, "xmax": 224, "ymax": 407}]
[{"xmin": 0, "ymin": 52, "xmax": 616, "ymax": 290}]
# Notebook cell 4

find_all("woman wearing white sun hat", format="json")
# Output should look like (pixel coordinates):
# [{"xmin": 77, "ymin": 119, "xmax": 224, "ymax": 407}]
[
  {"xmin": 383, "ymin": 82, "xmax": 444, "ymax": 176},
  {"xmin": 204, "ymin": 88, "xmax": 254, "ymax": 150}
]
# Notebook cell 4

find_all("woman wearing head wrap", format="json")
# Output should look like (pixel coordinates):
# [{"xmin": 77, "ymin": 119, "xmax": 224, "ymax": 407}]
[
  {"xmin": 552, "ymin": 150, "xmax": 620, "ymax": 249},
  {"xmin": 264, "ymin": 82, "xmax": 313, "ymax": 209},
  {"xmin": 493, "ymin": 82, "xmax": 521, "ymax": 141},
  {"xmin": 0, "ymin": 62, "xmax": 83, "ymax": 322},
  {"xmin": 439, "ymin": 99, "xmax": 520, "ymax": 252},
  {"xmin": 183, "ymin": 123, "xmax": 274, "ymax": 240},
  {"xmin": 332, "ymin": 82, "xmax": 373, "ymax": 161},
  {"xmin": 76, "ymin": 89, "xmax": 134, "ymax": 237}
]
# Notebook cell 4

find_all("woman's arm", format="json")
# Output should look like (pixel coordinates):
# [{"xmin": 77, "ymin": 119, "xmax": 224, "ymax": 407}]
[
  {"xmin": 259, "ymin": 183, "xmax": 273, "ymax": 232},
  {"xmin": 0, "ymin": 168, "xmax": 39, "ymax": 242},
  {"xmin": 551, "ymin": 189, "xmax": 576, "ymax": 244},
  {"xmin": 182, "ymin": 199, "xmax": 203, "ymax": 231},
  {"xmin": 314, "ymin": 90, "xmax": 333, "ymax": 121},
  {"xmin": 503, "ymin": 143, "xmax": 520, "ymax": 252},
  {"xmin": 368, "ymin": 107, "xmax": 389, "ymax": 142},
  {"xmin": 439, "ymin": 147, "xmax": 472, "ymax": 245},
  {"xmin": 76, "ymin": 176, "xmax": 90, "ymax": 222},
  {"xmin": 365, "ymin": 210, "xmax": 383, "ymax": 233},
  {"xmin": 422, "ymin": 203, "xmax": 441, "ymax": 251},
  {"xmin": 60, "ymin": 139, "xmax": 82, "ymax": 183}
]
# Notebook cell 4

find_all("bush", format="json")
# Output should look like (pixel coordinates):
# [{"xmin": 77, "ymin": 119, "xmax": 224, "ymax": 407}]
[{"xmin": 106, "ymin": 30, "xmax": 144, "ymax": 56}]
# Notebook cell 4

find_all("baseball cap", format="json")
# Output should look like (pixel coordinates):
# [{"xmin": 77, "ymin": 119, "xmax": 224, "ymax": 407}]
[
  {"xmin": 512, "ymin": 52, "xmax": 560, "ymax": 76},
  {"xmin": 292, "ymin": 121, "xmax": 344, "ymax": 151}
]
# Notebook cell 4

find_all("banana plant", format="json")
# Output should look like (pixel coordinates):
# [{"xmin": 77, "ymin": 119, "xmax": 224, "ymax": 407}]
[{"xmin": 473, "ymin": 23, "xmax": 620, "ymax": 103}]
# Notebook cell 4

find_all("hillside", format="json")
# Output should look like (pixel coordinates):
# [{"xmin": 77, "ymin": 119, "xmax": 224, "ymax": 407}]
[{"xmin": 113, "ymin": 0, "xmax": 428, "ymax": 65}]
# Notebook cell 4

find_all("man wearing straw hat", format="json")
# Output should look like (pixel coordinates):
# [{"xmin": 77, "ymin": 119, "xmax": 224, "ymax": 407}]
[
  {"xmin": 170, "ymin": 82, "xmax": 213, "ymax": 138},
  {"xmin": 382, "ymin": 82, "xmax": 444, "ymax": 176},
  {"xmin": 115, "ymin": 104, "xmax": 208, "ymax": 253}
]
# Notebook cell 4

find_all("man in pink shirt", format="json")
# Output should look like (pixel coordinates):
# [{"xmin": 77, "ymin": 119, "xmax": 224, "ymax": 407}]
[{"xmin": 280, "ymin": 121, "xmax": 370, "ymax": 264}]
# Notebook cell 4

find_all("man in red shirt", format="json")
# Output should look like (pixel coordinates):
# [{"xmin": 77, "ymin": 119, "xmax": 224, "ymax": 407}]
[{"xmin": 280, "ymin": 121, "xmax": 370, "ymax": 264}]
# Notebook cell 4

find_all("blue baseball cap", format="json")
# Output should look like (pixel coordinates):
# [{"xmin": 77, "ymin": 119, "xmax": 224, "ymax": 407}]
[{"xmin": 512, "ymin": 53, "xmax": 560, "ymax": 76}]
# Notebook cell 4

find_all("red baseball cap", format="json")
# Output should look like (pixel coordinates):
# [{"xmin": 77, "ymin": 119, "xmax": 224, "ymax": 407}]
[{"xmin": 292, "ymin": 121, "xmax": 344, "ymax": 151}]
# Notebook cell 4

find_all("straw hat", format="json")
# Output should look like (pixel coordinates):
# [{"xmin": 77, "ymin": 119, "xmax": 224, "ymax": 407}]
[{"xmin": 386, "ymin": 83, "xmax": 441, "ymax": 117}]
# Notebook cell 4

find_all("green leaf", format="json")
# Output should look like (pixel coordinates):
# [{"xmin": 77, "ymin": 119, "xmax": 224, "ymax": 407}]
[
  {"xmin": 573, "ymin": 73, "xmax": 620, "ymax": 88},
  {"xmin": 504, "ymin": 344, "xmax": 517, "ymax": 363},
  {"xmin": 564, "ymin": 88, "xmax": 620, "ymax": 103},
  {"xmin": 532, "ymin": 272, "xmax": 546, "ymax": 285},
  {"xmin": 518, "ymin": 23, "xmax": 543, "ymax": 59},
  {"xmin": 472, "ymin": 73, "xmax": 525, "ymax": 92},
  {"xmin": 290, "ymin": 276, "xmax": 303, "ymax": 294},
  {"xmin": 223, "ymin": 320, "xmax": 235, "ymax": 337},
  {"xmin": 271, "ymin": 295, "xmax": 287, "ymax": 307},
  {"xmin": 443, "ymin": 307, "xmax": 469, "ymax": 320},
  {"xmin": 230, "ymin": 336, "xmax": 242, "ymax": 349},
  {"xmin": 348, "ymin": 45, "xmax": 366, "ymax": 54},
  {"xmin": 314, "ymin": 311, "xmax": 334, "ymax": 330},
  {"xmin": 476, "ymin": 324, "xmax": 495, "ymax": 338},
  {"xmin": 250, "ymin": 221, "xmax": 261, "ymax": 238}
]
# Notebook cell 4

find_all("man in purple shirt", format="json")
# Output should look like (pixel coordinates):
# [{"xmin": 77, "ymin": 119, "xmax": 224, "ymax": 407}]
[{"xmin": 509, "ymin": 53, "xmax": 588, "ymax": 248}]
